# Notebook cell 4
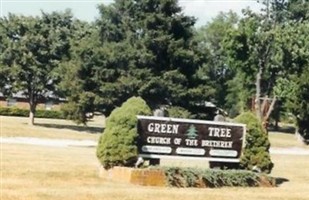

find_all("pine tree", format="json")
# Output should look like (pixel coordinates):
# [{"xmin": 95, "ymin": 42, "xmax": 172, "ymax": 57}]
[{"xmin": 186, "ymin": 124, "xmax": 198, "ymax": 139}]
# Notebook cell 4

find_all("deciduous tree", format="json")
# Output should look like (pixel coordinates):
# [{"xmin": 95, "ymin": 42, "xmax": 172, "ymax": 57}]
[
  {"xmin": 0, "ymin": 11, "xmax": 73, "ymax": 125},
  {"xmin": 195, "ymin": 11, "xmax": 239, "ymax": 115}
]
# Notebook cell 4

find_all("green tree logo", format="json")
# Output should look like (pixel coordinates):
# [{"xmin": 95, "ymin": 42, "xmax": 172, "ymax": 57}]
[{"xmin": 186, "ymin": 125, "xmax": 198, "ymax": 139}]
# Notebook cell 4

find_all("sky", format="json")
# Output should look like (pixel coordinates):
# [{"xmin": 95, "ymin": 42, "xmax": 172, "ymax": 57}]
[{"xmin": 0, "ymin": 0, "xmax": 264, "ymax": 27}]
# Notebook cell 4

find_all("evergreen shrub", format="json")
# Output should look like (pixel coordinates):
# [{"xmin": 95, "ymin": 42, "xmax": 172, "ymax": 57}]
[
  {"xmin": 234, "ymin": 112, "xmax": 274, "ymax": 173},
  {"xmin": 96, "ymin": 96, "xmax": 151, "ymax": 169},
  {"xmin": 162, "ymin": 167, "xmax": 275, "ymax": 188},
  {"xmin": 166, "ymin": 106, "xmax": 193, "ymax": 119},
  {"xmin": 61, "ymin": 102, "xmax": 89, "ymax": 124}
]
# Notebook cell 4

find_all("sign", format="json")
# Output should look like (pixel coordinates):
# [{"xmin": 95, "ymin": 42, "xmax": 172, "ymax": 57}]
[{"xmin": 137, "ymin": 116, "xmax": 246, "ymax": 163}]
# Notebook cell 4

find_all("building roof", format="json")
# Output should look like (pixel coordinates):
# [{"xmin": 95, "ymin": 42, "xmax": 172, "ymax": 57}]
[{"xmin": 0, "ymin": 91, "xmax": 66, "ymax": 101}]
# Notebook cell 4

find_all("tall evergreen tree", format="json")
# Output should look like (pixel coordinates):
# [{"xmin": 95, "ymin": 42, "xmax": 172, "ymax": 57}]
[
  {"xmin": 57, "ymin": 20, "xmax": 99, "ymax": 124},
  {"xmin": 63, "ymin": 0, "xmax": 213, "ymax": 122},
  {"xmin": 96, "ymin": 0, "xmax": 208, "ymax": 110}
]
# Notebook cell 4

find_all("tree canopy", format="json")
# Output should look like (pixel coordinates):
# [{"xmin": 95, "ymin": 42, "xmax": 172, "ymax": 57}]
[
  {"xmin": 60, "ymin": 0, "xmax": 213, "ymax": 123},
  {"xmin": 0, "ymin": 10, "xmax": 73, "ymax": 125},
  {"xmin": 1, "ymin": 0, "xmax": 309, "ymax": 143}
]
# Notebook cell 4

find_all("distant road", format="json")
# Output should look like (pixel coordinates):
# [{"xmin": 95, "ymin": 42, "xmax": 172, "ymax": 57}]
[
  {"xmin": 270, "ymin": 147, "xmax": 309, "ymax": 155},
  {"xmin": 1, "ymin": 137, "xmax": 309, "ymax": 156},
  {"xmin": 0, "ymin": 137, "xmax": 97, "ymax": 148}
]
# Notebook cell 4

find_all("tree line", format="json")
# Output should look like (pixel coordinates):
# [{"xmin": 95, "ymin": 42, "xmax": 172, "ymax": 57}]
[{"xmin": 0, "ymin": 0, "xmax": 309, "ymax": 141}]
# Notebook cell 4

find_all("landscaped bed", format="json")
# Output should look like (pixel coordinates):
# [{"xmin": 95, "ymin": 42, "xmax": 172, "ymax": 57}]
[
  {"xmin": 99, "ymin": 166, "xmax": 276, "ymax": 188},
  {"xmin": 162, "ymin": 167, "xmax": 275, "ymax": 188}
]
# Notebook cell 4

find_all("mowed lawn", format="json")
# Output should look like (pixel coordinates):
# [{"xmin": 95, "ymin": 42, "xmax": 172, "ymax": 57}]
[
  {"xmin": 0, "ymin": 115, "xmax": 105, "ymax": 140},
  {"xmin": 1, "ymin": 116, "xmax": 309, "ymax": 200}
]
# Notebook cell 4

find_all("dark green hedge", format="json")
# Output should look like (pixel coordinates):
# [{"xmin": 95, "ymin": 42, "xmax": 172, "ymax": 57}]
[
  {"xmin": 0, "ymin": 107, "xmax": 65, "ymax": 119},
  {"xmin": 161, "ymin": 167, "xmax": 275, "ymax": 188}
]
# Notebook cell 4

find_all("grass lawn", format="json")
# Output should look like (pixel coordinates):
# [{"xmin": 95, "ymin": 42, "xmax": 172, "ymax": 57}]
[
  {"xmin": 1, "ymin": 116, "xmax": 309, "ymax": 199},
  {"xmin": 268, "ymin": 123, "xmax": 309, "ymax": 149},
  {"xmin": 1, "ymin": 144, "xmax": 309, "ymax": 200},
  {"xmin": 0, "ymin": 115, "xmax": 104, "ymax": 140},
  {"xmin": 269, "ymin": 132, "xmax": 309, "ymax": 149}
]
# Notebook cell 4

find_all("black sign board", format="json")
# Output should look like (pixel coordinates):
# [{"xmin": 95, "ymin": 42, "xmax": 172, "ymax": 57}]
[{"xmin": 137, "ymin": 116, "xmax": 246, "ymax": 163}]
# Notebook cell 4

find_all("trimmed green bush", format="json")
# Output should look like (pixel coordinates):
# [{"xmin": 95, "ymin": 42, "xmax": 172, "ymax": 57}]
[
  {"xmin": 61, "ymin": 102, "xmax": 89, "ymax": 124},
  {"xmin": 96, "ymin": 96, "xmax": 152, "ymax": 169},
  {"xmin": 166, "ymin": 106, "xmax": 193, "ymax": 119},
  {"xmin": 36, "ymin": 110, "xmax": 65, "ymax": 119},
  {"xmin": 0, "ymin": 107, "xmax": 28, "ymax": 116},
  {"xmin": 0, "ymin": 107, "xmax": 65, "ymax": 119},
  {"xmin": 234, "ymin": 112, "xmax": 274, "ymax": 173},
  {"xmin": 161, "ymin": 167, "xmax": 275, "ymax": 188}
]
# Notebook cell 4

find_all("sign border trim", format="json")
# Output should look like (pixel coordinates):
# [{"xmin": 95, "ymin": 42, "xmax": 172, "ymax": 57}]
[{"xmin": 139, "ymin": 154, "xmax": 240, "ymax": 163}]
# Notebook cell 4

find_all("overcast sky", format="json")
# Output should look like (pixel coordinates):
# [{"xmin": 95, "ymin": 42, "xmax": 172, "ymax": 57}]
[{"xmin": 0, "ymin": 0, "xmax": 264, "ymax": 27}]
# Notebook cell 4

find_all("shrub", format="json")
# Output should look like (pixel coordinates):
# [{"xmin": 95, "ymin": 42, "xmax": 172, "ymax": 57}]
[
  {"xmin": 289, "ymin": 67, "xmax": 309, "ymax": 142},
  {"xmin": 61, "ymin": 102, "xmax": 89, "ymax": 124},
  {"xmin": 0, "ymin": 107, "xmax": 28, "ymax": 116},
  {"xmin": 35, "ymin": 109, "xmax": 65, "ymax": 119},
  {"xmin": 96, "ymin": 96, "xmax": 152, "ymax": 169},
  {"xmin": 162, "ymin": 167, "xmax": 274, "ymax": 188},
  {"xmin": 166, "ymin": 106, "xmax": 193, "ymax": 119},
  {"xmin": 234, "ymin": 112, "xmax": 274, "ymax": 173},
  {"xmin": 0, "ymin": 107, "xmax": 64, "ymax": 119}
]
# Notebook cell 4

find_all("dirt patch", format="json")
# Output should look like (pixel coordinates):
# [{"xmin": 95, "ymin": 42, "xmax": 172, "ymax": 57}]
[{"xmin": 99, "ymin": 166, "xmax": 167, "ymax": 187}]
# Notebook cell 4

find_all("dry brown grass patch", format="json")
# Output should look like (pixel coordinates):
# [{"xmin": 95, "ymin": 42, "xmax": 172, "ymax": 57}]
[{"xmin": 1, "ymin": 143, "xmax": 309, "ymax": 200}]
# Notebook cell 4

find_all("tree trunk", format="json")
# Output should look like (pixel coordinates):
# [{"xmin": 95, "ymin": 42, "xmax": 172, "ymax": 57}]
[
  {"xmin": 255, "ymin": 65, "xmax": 263, "ymax": 121},
  {"xmin": 255, "ymin": 30, "xmax": 272, "ymax": 122},
  {"xmin": 29, "ymin": 103, "xmax": 36, "ymax": 126},
  {"xmin": 295, "ymin": 127, "xmax": 305, "ymax": 144},
  {"xmin": 261, "ymin": 96, "xmax": 268, "ymax": 116},
  {"xmin": 29, "ymin": 95, "xmax": 37, "ymax": 125},
  {"xmin": 273, "ymin": 101, "xmax": 280, "ymax": 131},
  {"xmin": 28, "ymin": 86, "xmax": 37, "ymax": 125},
  {"xmin": 264, "ymin": 95, "xmax": 277, "ymax": 123}
]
